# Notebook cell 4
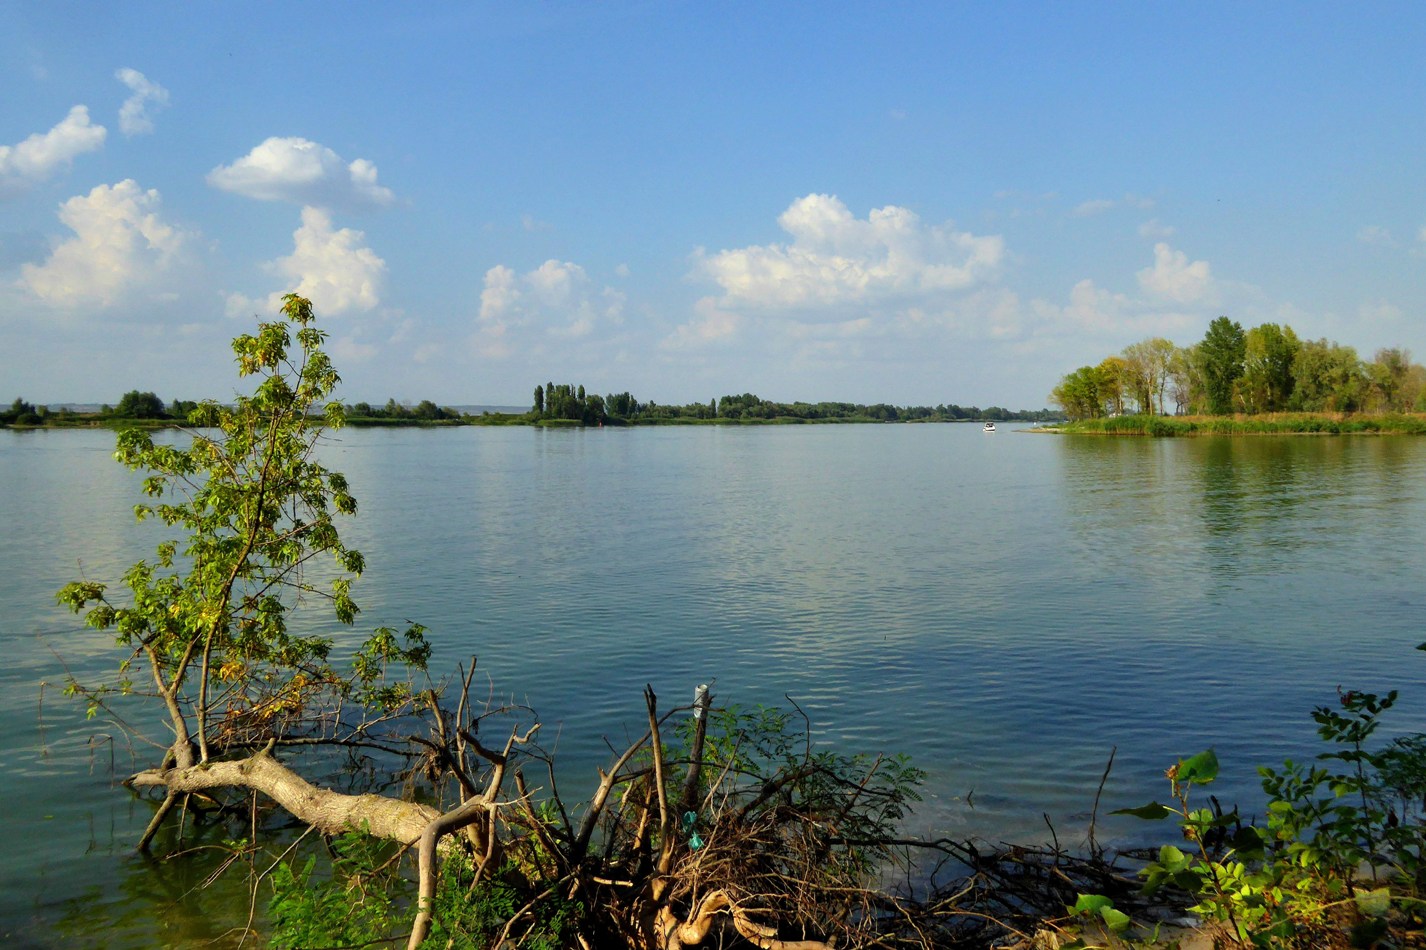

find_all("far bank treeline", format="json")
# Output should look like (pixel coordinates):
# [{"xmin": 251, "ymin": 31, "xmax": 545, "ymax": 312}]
[
  {"xmin": 1050, "ymin": 316, "xmax": 1426, "ymax": 421},
  {"xmin": 1, "ymin": 387, "xmax": 1058, "ymax": 429},
  {"xmin": 518, "ymin": 383, "xmax": 1054, "ymax": 425}
]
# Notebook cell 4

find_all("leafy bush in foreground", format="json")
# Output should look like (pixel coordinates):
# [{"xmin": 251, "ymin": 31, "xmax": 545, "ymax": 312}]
[{"xmin": 1100, "ymin": 658, "xmax": 1426, "ymax": 948}]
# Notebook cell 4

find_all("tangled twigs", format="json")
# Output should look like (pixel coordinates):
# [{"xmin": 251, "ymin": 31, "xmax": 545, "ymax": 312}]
[
  {"xmin": 129, "ymin": 671, "xmax": 1171, "ymax": 948},
  {"xmin": 406, "ymin": 721, "xmax": 540, "ymax": 950},
  {"xmin": 851, "ymin": 835, "xmax": 1165, "ymax": 948},
  {"xmin": 654, "ymin": 889, "xmax": 836, "ymax": 950}
]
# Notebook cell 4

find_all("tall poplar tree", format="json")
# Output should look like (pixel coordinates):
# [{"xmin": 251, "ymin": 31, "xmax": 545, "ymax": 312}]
[{"xmin": 1199, "ymin": 316, "xmax": 1246, "ymax": 415}]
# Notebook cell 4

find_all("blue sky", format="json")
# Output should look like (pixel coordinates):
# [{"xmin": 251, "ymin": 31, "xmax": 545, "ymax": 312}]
[{"xmin": 2, "ymin": 2, "xmax": 1423, "ymax": 410}]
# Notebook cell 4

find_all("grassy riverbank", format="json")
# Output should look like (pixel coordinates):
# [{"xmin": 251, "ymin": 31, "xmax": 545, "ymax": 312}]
[{"xmin": 1051, "ymin": 412, "xmax": 1426, "ymax": 436}]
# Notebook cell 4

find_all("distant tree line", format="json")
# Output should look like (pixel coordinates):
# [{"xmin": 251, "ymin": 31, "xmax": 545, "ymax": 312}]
[
  {"xmin": 2, "ymin": 391, "xmax": 201, "ymax": 426},
  {"xmin": 5, "ymin": 387, "xmax": 1057, "ymax": 429},
  {"xmin": 1051, "ymin": 318, "xmax": 1426, "ymax": 420},
  {"xmin": 532, "ymin": 383, "xmax": 1057, "ymax": 425},
  {"xmin": 110, "ymin": 390, "xmax": 204, "ymax": 419},
  {"xmin": 343, "ymin": 398, "xmax": 462, "ymax": 422}
]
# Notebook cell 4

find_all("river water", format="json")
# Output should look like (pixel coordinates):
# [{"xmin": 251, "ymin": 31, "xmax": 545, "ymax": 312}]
[{"xmin": 3, "ymin": 424, "xmax": 1425, "ymax": 945}]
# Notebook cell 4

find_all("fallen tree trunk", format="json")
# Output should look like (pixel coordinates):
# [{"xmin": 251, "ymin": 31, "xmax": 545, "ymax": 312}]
[{"xmin": 127, "ymin": 741, "xmax": 441, "ymax": 845}]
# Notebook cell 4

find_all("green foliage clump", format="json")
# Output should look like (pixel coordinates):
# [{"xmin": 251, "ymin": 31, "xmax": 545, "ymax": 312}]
[
  {"xmin": 2, "ymin": 397, "xmax": 43, "ymax": 425},
  {"xmin": 269, "ymin": 834, "xmax": 405, "ymax": 948},
  {"xmin": 112, "ymin": 390, "xmax": 167, "ymax": 419},
  {"xmin": 268, "ymin": 834, "xmax": 580, "ymax": 950}
]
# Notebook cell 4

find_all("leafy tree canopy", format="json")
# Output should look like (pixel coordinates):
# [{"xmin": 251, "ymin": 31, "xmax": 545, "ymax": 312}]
[
  {"xmin": 59, "ymin": 295, "xmax": 430, "ymax": 807},
  {"xmin": 113, "ymin": 390, "xmax": 167, "ymax": 419}
]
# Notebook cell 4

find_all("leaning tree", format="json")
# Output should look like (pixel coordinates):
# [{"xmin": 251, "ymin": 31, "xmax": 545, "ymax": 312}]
[
  {"xmin": 60, "ymin": 294, "xmax": 435, "ymax": 852},
  {"xmin": 58, "ymin": 296, "xmax": 937, "ymax": 950}
]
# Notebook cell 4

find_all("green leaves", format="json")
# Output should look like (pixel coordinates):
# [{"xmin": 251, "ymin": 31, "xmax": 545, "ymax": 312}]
[
  {"xmin": 1354, "ymin": 885, "xmax": 1392, "ymax": 918},
  {"xmin": 1176, "ymin": 748, "xmax": 1220, "ymax": 786},
  {"xmin": 1071, "ymin": 893, "xmax": 1131, "ymax": 933},
  {"xmin": 1140, "ymin": 844, "xmax": 1202, "ymax": 895}
]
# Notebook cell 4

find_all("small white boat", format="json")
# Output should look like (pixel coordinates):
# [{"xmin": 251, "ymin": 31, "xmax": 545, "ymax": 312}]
[{"xmin": 983, "ymin": 421, "xmax": 996, "ymax": 432}]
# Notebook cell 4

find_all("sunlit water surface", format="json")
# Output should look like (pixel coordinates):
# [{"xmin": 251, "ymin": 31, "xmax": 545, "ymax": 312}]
[{"xmin": 3, "ymin": 424, "xmax": 1425, "ymax": 945}]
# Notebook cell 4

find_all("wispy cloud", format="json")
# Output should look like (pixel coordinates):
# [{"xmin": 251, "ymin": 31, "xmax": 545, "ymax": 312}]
[
  {"xmin": 1072, "ymin": 193, "xmax": 1155, "ymax": 217},
  {"xmin": 115, "ymin": 68, "xmax": 170, "ymax": 136},
  {"xmin": 1138, "ymin": 218, "xmax": 1176, "ymax": 240},
  {"xmin": 1072, "ymin": 198, "xmax": 1116, "ymax": 217},
  {"xmin": 1356, "ymin": 224, "xmax": 1395, "ymax": 247}
]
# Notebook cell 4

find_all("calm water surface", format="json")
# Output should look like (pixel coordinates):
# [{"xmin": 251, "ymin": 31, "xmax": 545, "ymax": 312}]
[{"xmin": 3, "ymin": 424, "xmax": 1425, "ymax": 945}]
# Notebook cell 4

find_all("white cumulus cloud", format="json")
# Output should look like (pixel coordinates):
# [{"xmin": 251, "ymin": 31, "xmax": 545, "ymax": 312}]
[
  {"xmin": 19, "ymin": 179, "xmax": 192, "ymax": 308},
  {"xmin": 207, "ymin": 137, "xmax": 395, "ymax": 210},
  {"xmin": 1136, "ymin": 242, "xmax": 1214, "ymax": 304},
  {"xmin": 0, "ymin": 106, "xmax": 107, "ymax": 197},
  {"xmin": 696, "ymin": 193, "xmax": 1003, "ymax": 313},
  {"xmin": 474, "ymin": 259, "xmax": 625, "ymax": 357},
  {"xmin": 116, "ymin": 68, "xmax": 170, "ymax": 136},
  {"xmin": 225, "ymin": 207, "xmax": 385, "ymax": 317}
]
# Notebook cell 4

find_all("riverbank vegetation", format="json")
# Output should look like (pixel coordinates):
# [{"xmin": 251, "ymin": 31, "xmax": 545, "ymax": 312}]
[
  {"xmin": 1056, "ymin": 412, "xmax": 1426, "ymax": 437},
  {"xmin": 1050, "ymin": 317, "xmax": 1426, "ymax": 422},
  {"xmin": 52, "ymin": 298, "xmax": 1426, "ymax": 948}
]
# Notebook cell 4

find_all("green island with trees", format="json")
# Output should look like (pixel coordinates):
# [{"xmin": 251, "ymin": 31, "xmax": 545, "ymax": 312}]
[
  {"xmin": 43, "ymin": 297, "xmax": 1426, "ymax": 948},
  {"xmin": 1048, "ymin": 317, "xmax": 1426, "ymax": 436}
]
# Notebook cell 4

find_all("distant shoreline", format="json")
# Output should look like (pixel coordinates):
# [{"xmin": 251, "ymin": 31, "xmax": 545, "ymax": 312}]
[{"xmin": 3, "ymin": 414, "xmax": 1049, "ymax": 431}]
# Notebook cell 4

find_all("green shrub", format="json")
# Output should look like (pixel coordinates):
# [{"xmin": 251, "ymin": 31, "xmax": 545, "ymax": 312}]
[{"xmin": 1113, "ymin": 662, "xmax": 1426, "ymax": 947}]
